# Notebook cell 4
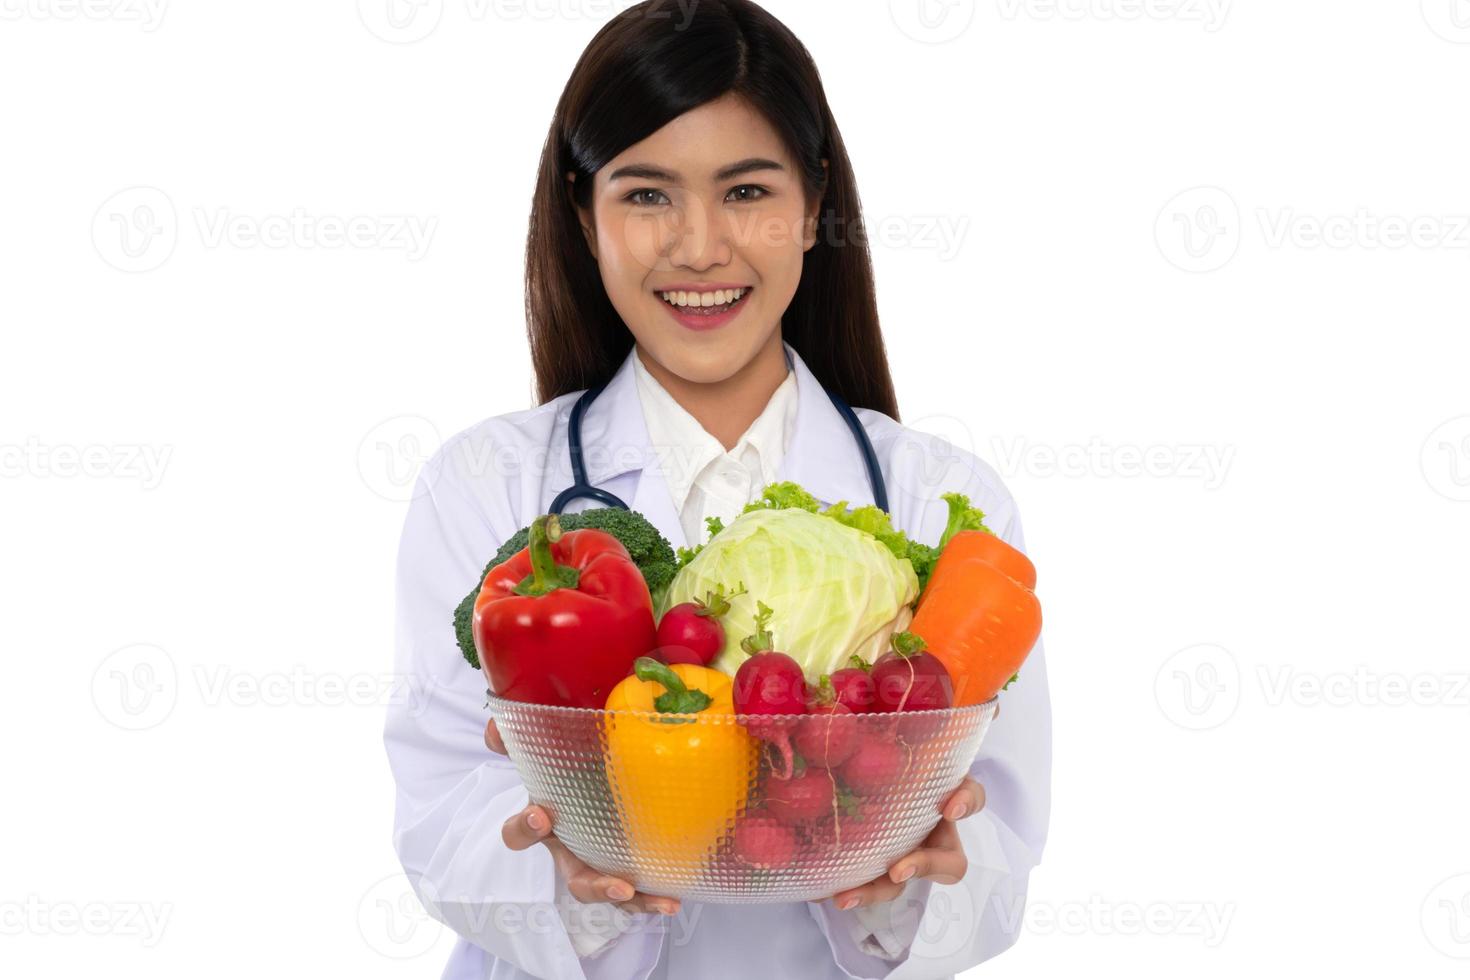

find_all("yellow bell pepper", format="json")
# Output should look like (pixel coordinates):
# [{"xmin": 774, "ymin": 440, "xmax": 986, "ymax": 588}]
[{"xmin": 603, "ymin": 656, "xmax": 759, "ymax": 884}]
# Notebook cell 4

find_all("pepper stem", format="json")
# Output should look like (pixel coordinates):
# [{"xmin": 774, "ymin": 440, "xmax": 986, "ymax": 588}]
[
  {"xmin": 634, "ymin": 656, "xmax": 712, "ymax": 715},
  {"xmin": 512, "ymin": 515, "xmax": 581, "ymax": 597}
]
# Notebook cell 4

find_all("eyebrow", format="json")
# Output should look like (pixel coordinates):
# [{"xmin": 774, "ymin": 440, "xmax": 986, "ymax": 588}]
[{"xmin": 606, "ymin": 157, "xmax": 786, "ymax": 184}]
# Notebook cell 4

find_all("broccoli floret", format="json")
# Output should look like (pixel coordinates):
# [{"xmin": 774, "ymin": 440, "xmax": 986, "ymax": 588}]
[{"xmin": 452, "ymin": 508, "xmax": 678, "ymax": 669}]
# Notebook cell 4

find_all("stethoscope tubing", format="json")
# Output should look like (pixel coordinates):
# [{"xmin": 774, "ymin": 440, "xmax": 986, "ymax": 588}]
[{"xmin": 548, "ymin": 373, "xmax": 888, "ymax": 516}]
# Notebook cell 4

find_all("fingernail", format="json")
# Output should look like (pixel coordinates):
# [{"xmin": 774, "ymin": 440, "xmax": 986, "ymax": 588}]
[
  {"xmin": 609, "ymin": 883, "xmax": 634, "ymax": 900},
  {"xmin": 946, "ymin": 802, "xmax": 967, "ymax": 820},
  {"xmin": 894, "ymin": 864, "xmax": 916, "ymax": 882},
  {"xmin": 527, "ymin": 811, "xmax": 545, "ymax": 831},
  {"xmin": 839, "ymin": 896, "xmax": 859, "ymax": 910},
  {"xmin": 657, "ymin": 901, "xmax": 677, "ymax": 915}
]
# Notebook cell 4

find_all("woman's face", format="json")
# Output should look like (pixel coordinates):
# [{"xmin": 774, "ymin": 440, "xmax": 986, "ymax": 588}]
[{"xmin": 573, "ymin": 93, "xmax": 824, "ymax": 385}]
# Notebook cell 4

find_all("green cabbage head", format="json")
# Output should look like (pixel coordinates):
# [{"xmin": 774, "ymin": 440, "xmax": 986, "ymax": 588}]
[{"xmin": 656, "ymin": 507, "xmax": 920, "ymax": 681}]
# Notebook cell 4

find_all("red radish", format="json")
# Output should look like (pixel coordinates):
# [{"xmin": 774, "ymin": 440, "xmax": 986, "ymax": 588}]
[
  {"xmin": 650, "ymin": 644, "xmax": 707, "ymax": 666},
  {"xmin": 763, "ymin": 765, "xmax": 839, "ymax": 826},
  {"xmin": 871, "ymin": 632, "xmax": 954, "ymax": 743},
  {"xmin": 654, "ymin": 582, "xmax": 746, "ymax": 667},
  {"xmin": 827, "ymin": 655, "xmax": 877, "ymax": 714},
  {"xmin": 838, "ymin": 733, "xmax": 909, "ymax": 796},
  {"xmin": 732, "ymin": 601, "xmax": 808, "ymax": 779},
  {"xmin": 731, "ymin": 813, "xmax": 798, "ymax": 870},
  {"xmin": 894, "ymin": 704, "xmax": 958, "ymax": 746},
  {"xmin": 806, "ymin": 790, "xmax": 884, "ymax": 853},
  {"xmin": 872, "ymin": 631, "xmax": 953, "ymax": 707},
  {"xmin": 794, "ymin": 676, "xmax": 860, "ymax": 768}
]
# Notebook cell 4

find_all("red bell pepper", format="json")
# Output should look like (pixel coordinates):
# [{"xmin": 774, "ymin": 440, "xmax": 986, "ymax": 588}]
[{"xmin": 473, "ymin": 514, "xmax": 657, "ymax": 708}]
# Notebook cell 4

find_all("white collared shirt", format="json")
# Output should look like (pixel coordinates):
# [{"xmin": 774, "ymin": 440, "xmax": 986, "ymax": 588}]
[{"xmin": 632, "ymin": 347, "xmax": 798, "ymax": 549}]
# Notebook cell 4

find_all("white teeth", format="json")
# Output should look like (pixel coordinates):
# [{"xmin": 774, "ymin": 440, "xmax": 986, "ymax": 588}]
[{"xmin": 659, "ymin": 287, "xmax": 746, "ymax": 309}]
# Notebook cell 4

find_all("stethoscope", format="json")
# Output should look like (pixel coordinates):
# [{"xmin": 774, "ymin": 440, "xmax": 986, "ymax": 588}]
[{"xmin": 548, "ymin": 364, "xmax": 889, "ymax": 516}]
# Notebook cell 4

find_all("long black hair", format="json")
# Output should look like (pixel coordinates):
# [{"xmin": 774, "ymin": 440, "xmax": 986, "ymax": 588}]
[{"xmin": 524, "ymin": 0, "xmax": 900, "ymax": 420}]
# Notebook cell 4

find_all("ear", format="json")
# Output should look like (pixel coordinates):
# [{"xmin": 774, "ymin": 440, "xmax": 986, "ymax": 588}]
[
  {"xmin": 566, "ymin": 171, "xmax": 598, "ymax": 260},
  {"xmin": 802, "ymin": 158, "xmax": 829, "ymax": 253}
]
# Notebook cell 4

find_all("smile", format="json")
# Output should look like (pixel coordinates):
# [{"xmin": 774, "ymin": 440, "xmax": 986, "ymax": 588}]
[{"xmin": 655, "ymin": 286, "xmax": 754, "ymax": 332}]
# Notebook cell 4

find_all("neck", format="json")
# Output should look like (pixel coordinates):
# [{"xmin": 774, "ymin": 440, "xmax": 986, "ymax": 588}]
[{"xmin": 637, "ymin": 332, "xmax": 789, "ymax": 451}]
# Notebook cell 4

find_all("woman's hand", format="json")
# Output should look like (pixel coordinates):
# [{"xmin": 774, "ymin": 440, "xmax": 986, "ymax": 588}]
[
  {"xmin": 822, "ymin": 776, "xmax": 985, "ymax": 911},
  {"xmin": 488, "ymin": 718, "xmax": 681, "ymax": 917}
]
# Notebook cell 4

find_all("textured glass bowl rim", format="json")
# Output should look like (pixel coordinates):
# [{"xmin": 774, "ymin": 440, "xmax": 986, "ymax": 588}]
[{"xmin": 486, "ymin": 689, "xmax": 999, "ymax": 723}]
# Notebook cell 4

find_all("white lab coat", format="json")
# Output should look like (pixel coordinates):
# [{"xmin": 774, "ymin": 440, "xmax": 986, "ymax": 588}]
[{"xmin": 383, "ymin": 341, "xmax": 1052, "ymax": 980}]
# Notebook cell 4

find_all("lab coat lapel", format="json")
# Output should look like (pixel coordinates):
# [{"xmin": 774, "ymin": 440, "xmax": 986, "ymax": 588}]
[
  {"xmin": 550, "ymin": 341, "xmax": 876, "ymax": 554},
  {"xmin": 774, "ymin": 342, "xmax": 879, "ymax": 511},
  {"xmin": 568, "ymin": 346, "xmax": 691, "ymax": 553}
]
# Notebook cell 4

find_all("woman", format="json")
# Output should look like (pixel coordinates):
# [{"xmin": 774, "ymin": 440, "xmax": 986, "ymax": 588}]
[{"xmin": 383, "ymin": 2, "xmax": 1051, "ymax": 977}]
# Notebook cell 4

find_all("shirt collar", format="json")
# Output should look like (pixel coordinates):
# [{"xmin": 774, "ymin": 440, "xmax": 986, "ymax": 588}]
[
  {"xmin": 631, "ymin": 344, "xmax": 798, "ymax": 514},
  {"xmin": 571, "ymin": 339, "xmax": 878, "ymax": 513}
]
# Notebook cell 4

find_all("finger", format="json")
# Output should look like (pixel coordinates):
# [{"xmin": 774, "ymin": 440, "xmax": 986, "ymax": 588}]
[
  {"xmin": 501, "ymin": 805, "xmax": 551, "ymax": 850},
  {"xmin": 615, "ymin": 893, "xmax": 682, "ymax": 916},
  {"xmin": 484, "ymin": 719, "xmax": 507, "ymax": 754},
  {"xmin": 939, "ymin": 776, "xmax": 985, "ymax": 821},
  {"xmin": 537, "ymin": 838, "xmax": 681, "ymax": 915},
  {"xmin": 889, "ymin": 823, "xmax": 968, "ymax": 886},
  {"xmin": 829, "ymin": 874, "xmax": 905, "ymax": 910}
]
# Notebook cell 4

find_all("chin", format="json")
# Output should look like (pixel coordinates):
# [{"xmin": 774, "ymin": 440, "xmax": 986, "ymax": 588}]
[
  {"xmin": 641, "ymin": 325, "xmax": 766, "ymax": 385},
  {"xmin": 652, "ymin": 345, "xmax": 746, "ymax": 385}
]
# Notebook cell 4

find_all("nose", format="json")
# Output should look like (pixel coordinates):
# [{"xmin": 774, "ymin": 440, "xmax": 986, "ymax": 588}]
[{"xmin": 665, "ymin": 196, "xmax": 731, "ymax": 271}]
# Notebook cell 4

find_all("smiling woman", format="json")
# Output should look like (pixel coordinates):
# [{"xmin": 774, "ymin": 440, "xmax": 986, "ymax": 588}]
[
  {"xmin": 525, "ymin": 2, "xmax": 900, "ymax": 435},
  {"xmin": 384, "ymin": 2, "xmax": 1051, "ymax": 979}
]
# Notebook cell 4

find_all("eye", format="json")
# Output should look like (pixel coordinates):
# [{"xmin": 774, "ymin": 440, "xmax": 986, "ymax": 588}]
[
  {"xmin": 624, "ymin": 188, "xmax": 671, "ymax": 207},
  {"xmin": 728, "ymin": 185, "xmax": 770, "ymax": 203}
]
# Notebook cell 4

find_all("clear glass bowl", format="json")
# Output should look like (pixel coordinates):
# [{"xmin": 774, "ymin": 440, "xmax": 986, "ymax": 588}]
[{"xmin": 486, "ymin": 692, "xmax": 998, "ymax": 903}]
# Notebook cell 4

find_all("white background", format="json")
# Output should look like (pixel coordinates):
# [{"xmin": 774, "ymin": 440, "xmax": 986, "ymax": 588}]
[{"xmin": 2, "ymin": 0, "xmax": 1468, "ymax": 976}]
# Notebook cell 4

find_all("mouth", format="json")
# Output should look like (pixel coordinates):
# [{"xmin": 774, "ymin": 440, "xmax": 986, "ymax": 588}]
[{"xmin": 654, "ymin": 286, "xmax": 754, "ymax": 330}]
